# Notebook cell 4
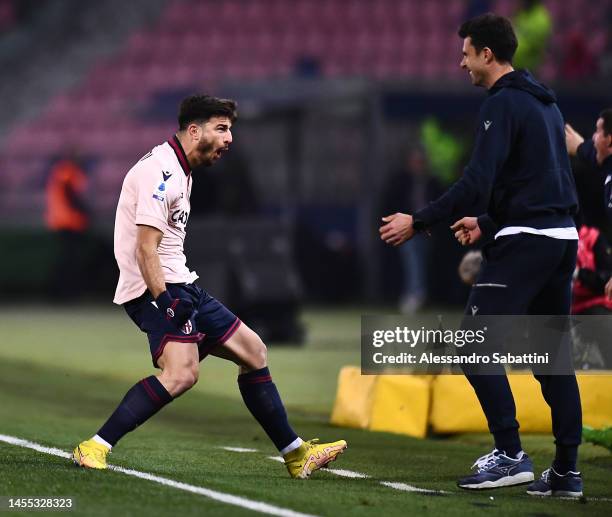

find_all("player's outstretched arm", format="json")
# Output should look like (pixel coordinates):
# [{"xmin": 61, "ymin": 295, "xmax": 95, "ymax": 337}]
[
  {"xmin": 136, "ymin": 224, "xmax": 193, "ymax": 328},
  {"xmin": 379, "ymin": 212, "xmax": 415, "ymax": 246}
]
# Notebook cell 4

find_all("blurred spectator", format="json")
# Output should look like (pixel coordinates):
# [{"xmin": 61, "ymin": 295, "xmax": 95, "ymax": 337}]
[
  {"xmin": 381, "ymin": 146, "xmax": 442, "ymax": 313},
  {"xmin": 572, "ymin": 226, "xmax": 612, "ymax": 315},
  {"xmin": 565, "ymin": 109, "xmax": 612, "ymax": 230},
  {"xmin": 45, "ymin": 151, "xmax": 90, "ymax": 300},
  {"xmin": 458, "ymin": 250, "xmax": 483, "ymax": 286},
  {"xmin": 512, "ymin": 0, "xmax": 552, "ymax": 72},
  {"xmin": 420, "ymin": 118, "xmax": 464, "ymax": 187},
  {"xmin": 571, "ymin": 225, "xmax": 611, "ymax": 369},
  {"xmin": 566, "ymin": 112, "xmax": 612, "ymax": 368},
  {"xmin": 561, "ymin": 31, "xmax": 598, "ymax": 81}
]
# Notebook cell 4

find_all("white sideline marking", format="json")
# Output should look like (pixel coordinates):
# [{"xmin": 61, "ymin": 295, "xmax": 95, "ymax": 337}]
[
  {"xmin": 268, "ymin": 455, "xmax": 446, "ymax": 493},
  {"xmin": 0, "ymin": 434, "xmax": 317, "ymax": 517},
  {"xmin": 269, "ymin": 456, "xmax": 369, "ymax": 479},
  {"xmin": 327, "ymin": 469, "xmax": 369, "ymax": 479},
  {"xmin": 380, "ymin": 481, "xmax": 448, "ymax": 494},
  {"xmin": 0, "ymin": 434, "xmax": 71, "ymax": 459},
  {"xmin": 221, "ymin": 446, "xmax": 259, "ymax": 453}
]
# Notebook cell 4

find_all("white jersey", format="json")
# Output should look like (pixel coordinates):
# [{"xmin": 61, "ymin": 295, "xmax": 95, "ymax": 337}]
[{"xmin": 113, "ymin": 136, "xmax": 198, "ymax": 304}]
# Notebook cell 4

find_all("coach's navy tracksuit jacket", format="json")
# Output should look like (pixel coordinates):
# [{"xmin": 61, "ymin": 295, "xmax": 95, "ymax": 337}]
[
  {"xmin": 412, "ymin": 70, "xmax": 583, "ymax": 450},
  {"xmin": 415, "ymin": 69, "xmax": 578, "ymax": 233}
]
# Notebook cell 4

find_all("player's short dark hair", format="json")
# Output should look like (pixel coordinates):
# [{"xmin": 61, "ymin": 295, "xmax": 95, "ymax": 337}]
[
  {"xmin": 458, "ymin": 13, "xmax": 518, "ymax": 64},
  {"xmin": 600, "ymin": 109, "xmax": 612, "ymax": 136},
  {"xmin": 178, "ymin": 95, "xmax": 237, "ymax": 130}
]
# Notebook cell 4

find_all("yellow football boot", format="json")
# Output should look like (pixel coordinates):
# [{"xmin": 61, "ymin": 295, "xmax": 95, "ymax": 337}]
[
  {"xmin": 72, "ymin": 439, "xmax": 110, "ymax": 469},
  {"xmin": 284, "ymin": 438, "xmax": 347, "ymax": 479}
]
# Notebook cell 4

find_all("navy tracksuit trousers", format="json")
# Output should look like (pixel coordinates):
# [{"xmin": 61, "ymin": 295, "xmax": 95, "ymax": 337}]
[{"xmin": 463, "ymin": 233, "xmax": 581, "ymax": 462}]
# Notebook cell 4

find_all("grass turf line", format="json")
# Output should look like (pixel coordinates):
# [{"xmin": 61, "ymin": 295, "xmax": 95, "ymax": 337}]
[{"xmin": 0, "ymin": 306, "xmax": 611, "ymax": 516}]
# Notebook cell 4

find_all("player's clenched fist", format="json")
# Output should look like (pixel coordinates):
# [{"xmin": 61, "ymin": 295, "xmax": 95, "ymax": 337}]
[
  {"xmin": 379, "ymin": 212, "xmax": 415, "ymax": 246},
  {"xmin": 451, "ymin": 217, "xmax": 482, "ymax": 246},
  {"xmin": 156, "ymin": 291, "xmax": 194, "ymax": 330}
]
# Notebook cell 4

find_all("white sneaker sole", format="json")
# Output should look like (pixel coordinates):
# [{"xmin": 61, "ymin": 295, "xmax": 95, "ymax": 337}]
[
  {"xmin": 459, "ymin": 471, "xmax": 534, "ymax": 490},
  {"xmin": 526, "ymin": 489, "xmax": 583, "ymax": 498}
]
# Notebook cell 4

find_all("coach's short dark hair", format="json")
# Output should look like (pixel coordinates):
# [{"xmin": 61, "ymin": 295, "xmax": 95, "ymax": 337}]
[
  {"xmin": 178, "ymin": 95, "xmax": 237, "ymax": 130},
  {"xmin": 458, "ymin": 13, "xmax": 518, "ymax": 63},
  {"xmin": 600, "ymin": 109, "xmax": 612, "ymax": 137}
]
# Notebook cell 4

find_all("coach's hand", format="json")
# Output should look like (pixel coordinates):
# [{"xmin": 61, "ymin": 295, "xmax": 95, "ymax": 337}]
[
  {"xmin": 565, "ymin": 123, "xmax": 584, "ymax": 156},
  {"xmin": 606, "ymin": 277, "xmax": 612, "ymax": 300},
  {"xmin": 451, "ymin": 217, "xmax": 482, "ymax": 246},
  {"xmin": 380, "ymin": 213, "xmax": 415, "ymax": 246},
  {"xmin": 156, "ymin": 291, "xmax": 194, "ymax": 330}
]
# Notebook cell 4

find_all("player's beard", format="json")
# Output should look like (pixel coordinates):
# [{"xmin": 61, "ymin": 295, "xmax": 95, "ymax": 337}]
[{"xmin": 196, "ymin": 139, "xmax": 216, "ymax": 167}]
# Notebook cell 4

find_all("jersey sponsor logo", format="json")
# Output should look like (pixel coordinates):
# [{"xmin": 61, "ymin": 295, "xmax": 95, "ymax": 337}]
[
  {"xmin": 171, "ymin": 209, "xmax": 190, "ymax": 225},
  {"xmin": 484, "ymin": 120, "xmax": 492, "ymax": 131},
  {"xmin": 162, "ymin": 170, "xmax": 172, "ymax": 181},
  {"xmin": 152, "ymin": 194, "xmax": 165, "ymax": 202}
]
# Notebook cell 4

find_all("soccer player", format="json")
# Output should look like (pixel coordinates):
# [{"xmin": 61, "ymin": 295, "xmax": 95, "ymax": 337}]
[
  {"xmin": 380, "ymin": 14, "xmax": 583, "ymax": 496},
  {"xmin": 72, "ymin": 95, "xmax": 346, "ymax": 478}
]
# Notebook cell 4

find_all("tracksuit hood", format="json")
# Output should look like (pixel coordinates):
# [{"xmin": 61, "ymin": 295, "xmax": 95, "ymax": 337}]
[{"xmin": 489, "ymin": 69, "xmax": 557, "ymax": 104}]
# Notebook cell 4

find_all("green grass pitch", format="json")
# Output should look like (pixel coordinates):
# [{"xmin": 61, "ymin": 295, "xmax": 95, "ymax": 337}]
[{"xmin": 0, "ymin": 306, "xmax": 610, "ymax": 516}]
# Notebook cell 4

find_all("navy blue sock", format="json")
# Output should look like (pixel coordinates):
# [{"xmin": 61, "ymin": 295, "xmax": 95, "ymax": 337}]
[
  {"xmin": 493, "ymin": 428, "xmax": 523, "ymax": 458},
  {"xmin": 238, "ymin": 367, "xmax": 298, "ymax": 451},
  {"xmin": 97, "ymin": 376, "xmax": 173, "ymax": 446},
  {"xmin": 553, "ymin": 445, "xmax": 578, "ymax": 473}
]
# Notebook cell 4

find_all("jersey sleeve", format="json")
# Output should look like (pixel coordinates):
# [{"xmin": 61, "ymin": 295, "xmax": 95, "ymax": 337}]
[
  {"xmin": 415, "ymin": 96, "xmax": 516, "ymax": 228},
  {"xmin": 134, "ymin": 164, "xmax": 171, "ymax": 232}
]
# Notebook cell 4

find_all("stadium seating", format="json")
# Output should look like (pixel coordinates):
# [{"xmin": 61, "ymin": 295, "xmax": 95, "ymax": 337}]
[{"xmin": 1, "ymin": 0, "xmax": 608, "ymax": 220}]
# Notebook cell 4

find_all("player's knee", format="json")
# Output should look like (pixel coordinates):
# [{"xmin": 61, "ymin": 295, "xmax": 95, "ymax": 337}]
[
  {"xmin": 162, "ymin": 367, "xmax": 199, "ymax": 396},
  {"xmin": 246, "ymin": 336, "xmax": 267, "ymax": 370},
  {"xmin": 254, "ymin": 342, "xmax": 267, "ymax": 369}
]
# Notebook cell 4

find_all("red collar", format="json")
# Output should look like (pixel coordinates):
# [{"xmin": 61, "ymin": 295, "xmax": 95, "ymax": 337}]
[{"xmin": 168, "ymin": 135, "xmax": 191, "ymax": 176}]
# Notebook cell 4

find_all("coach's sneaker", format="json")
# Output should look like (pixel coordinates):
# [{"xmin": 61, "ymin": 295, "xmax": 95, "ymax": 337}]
[
  {"xmin": 72, "ymin": 439, "xmax": 110, "ymax": 469},
  {"xmin": 457, "ymin": 449, "xmax": 534, "ymax": 490},
  {"xmin": 526, "ymin": 468, "xmax": 583, "ymax": 497},
  {"xmin": 284, "ymin": 438, "xmax": 347, "ymax": 479}
]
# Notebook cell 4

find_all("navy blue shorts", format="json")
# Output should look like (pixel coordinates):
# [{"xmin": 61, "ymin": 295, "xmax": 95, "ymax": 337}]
[{"xmin": 124, "ymin": 283, "xmax": 241, "ymax": 368}]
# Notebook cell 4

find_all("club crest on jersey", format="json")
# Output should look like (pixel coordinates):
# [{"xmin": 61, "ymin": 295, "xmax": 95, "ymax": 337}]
[{"xmin": 181, "ymin": 320, "xmax": 193, "ymax": 334}]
